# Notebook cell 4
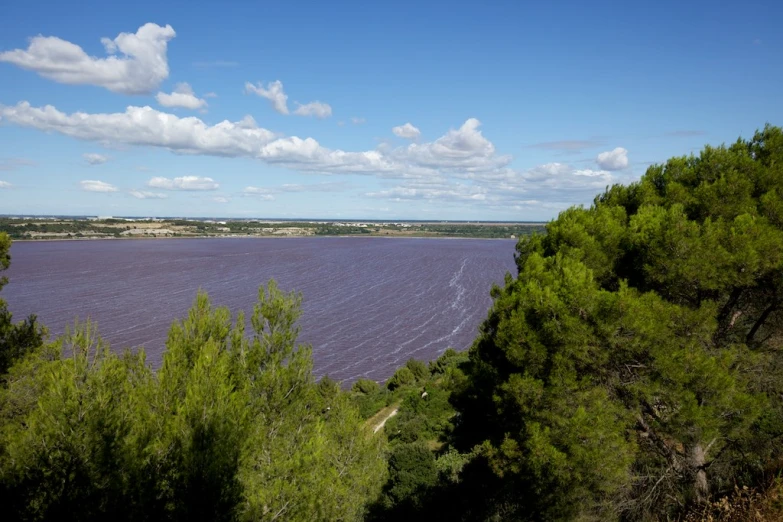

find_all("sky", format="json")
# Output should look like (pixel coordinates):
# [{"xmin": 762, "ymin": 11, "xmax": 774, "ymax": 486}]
[{"xmin": 0, "ymin": 0, "xmax": 781, "ymax": 220}]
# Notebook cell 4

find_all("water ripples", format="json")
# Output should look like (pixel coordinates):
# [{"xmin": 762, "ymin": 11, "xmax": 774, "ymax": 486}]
[{"xmin": 5, "ymin": 237, "xmax": 517, "ymax": 383}]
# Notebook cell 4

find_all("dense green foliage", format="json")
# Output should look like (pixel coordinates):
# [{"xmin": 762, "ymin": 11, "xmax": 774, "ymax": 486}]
[
  {"xmin": 0, "ymin": 280, "xmax": 385, "ymax": 521},
  {"xmin": 446, "ymin": 124, "xmax": 783, "ymax": 520},
  {"xmin": 352, "ymin": 377, "xmax": 380, "ymax": 395}
]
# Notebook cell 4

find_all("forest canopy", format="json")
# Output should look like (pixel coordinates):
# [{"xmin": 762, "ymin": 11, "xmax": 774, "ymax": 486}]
[{"xmin": 448, "ymin": 124, "xmax": 783, "ymax": 520}]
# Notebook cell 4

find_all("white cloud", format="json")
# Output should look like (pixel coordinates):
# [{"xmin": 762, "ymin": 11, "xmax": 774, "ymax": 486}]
[
  {"xmin": 129, "ymin": 190, "xmax": 167, "ymax": 199},
  {"xmin": 235, "ymin": 115, "xmax": 258, "ymax": 129},
  {"xmin": 245, "ymin": 80, "xmax": 289, "ymax": 114},
  {"xmin": 148, "ymin": 175, "xmax": 219, "ymax": 191},
  {"xmin": 0, "ymin": 102, "xmax": 619, "ymax": 209},
  {"xmin": 0, "ymin": 102, "xmax": 277, "ymax": 157},
  {"xmin": 392, "ymin": 122, "xmax": 421, "ymax": 139},
  {"xmin": 81, "ymin": 180, "xmax": 118, "ymax": 192},
  {"xmin": 351, "ymin": 117, "xmax": 366, "ymax": 125},
  {"xmin": 392, "ymin": 119, "xmax": 507, "ymax": 173},
  {"xmin": 596, "ymin": 147, "xmax": 629, "ymax": 170},
  {"xmin": 203, "ymin": 92, "xmax": 217, "ymax": 98},
  {"xmin": 365, "ymin": 160, "xmax": 618, "ymax": 211},
  {"xmin": 156, "ymin": 82, "xmax": 207, "ymax": 110},
  {"xmin": 0, "ymin": 23, "xmax": 175, "ymax": 95},
  {"xmin": 0, "ymin": 181, "xmax": 11, "ymax": 189},
  {"xmin": 0, "ymin": 103, "xmax": 512, "ymax": 180},
  {"xmin": 83, "ymin": 152, "xmax": 109, "ymax": 165},
  {"xmin": 518, "ymin": 163, "xmax": 614, "ymax": 196},
  {"xmin": 0, "ymin": 99, "xmax": 635, "ymax": 214},
  {"xmin": 293, "ymin": 101, "xmax": 332, "ymax": 118},
  {"xmin": 245, "ymin": 80, "xmax": 332, "ymax": 118},
  {"xmin": 213, "ymin": 196, "xmax": 230, "ymax": 203}
]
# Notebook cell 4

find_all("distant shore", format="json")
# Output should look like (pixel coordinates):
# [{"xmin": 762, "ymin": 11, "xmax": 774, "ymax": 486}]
[
  {"xmin": 14, "ymin": 234, "xmax": 521, "ymax": 243},
  {"xmin": 3, "ymin": 217, "xmax": 544, "ymax": 242}
]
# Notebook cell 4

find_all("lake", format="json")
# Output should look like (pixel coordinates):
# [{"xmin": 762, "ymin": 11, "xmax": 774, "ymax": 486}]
[{"xmin": 3, "ymin": 237, "xmax": 517, "ymax": 383}]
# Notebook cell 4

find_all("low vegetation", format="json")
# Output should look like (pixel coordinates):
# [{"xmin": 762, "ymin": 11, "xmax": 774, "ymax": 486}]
[
  {"xmin": 0, "ymin": 218, "xmax": 544, "ymax": 241},
  {"xmin": 1, "ymin": 125, "xmax": 782, "ymax": 520}
]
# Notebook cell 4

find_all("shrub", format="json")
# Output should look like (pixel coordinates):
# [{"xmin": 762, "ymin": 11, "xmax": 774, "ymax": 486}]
[{"xmin": 387, "ymin": 367, "xmax": 416, "ymax": 391}]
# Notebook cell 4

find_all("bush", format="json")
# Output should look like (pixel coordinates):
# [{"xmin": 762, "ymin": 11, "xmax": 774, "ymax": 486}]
[
  {"xmin": 405, "ymin": 358, "xmax": 428, "ymax": 381},
  {"xmin": 316, "ymin": 374, "xmax": 340, "ymax": 399},
  {"xmin": 387, "ymin": 367, "xmax": 416, "ymax": 391},
  {"xmin": 383, "ymin": 442, "xmax": 438, "ymax": 509},
  {"xmin": 428, "ymin": 348, "xmax": 468, "ymax": 375},
  {"xmin": 352, "ymin": 377, "xmax": 379, "ymax": 394}
]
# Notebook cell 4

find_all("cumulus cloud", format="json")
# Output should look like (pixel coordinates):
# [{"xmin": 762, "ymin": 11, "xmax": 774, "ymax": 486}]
[
  {"xmin": 596, "ymin": 147, "xmax": 629, "ymax": 170},
  {"xmin": 521, "ymin": 163, "xmax": 613, "ymax": 193},
  {"xmin": 156, "ymin": 82, "xmax": 207, "ymax": 110},
  {"xmin": 392, "ymin": 123, "xmax": 421, "ymax": 139},
  {"xmin": 0, "ymin": 181, "xmax": 11, "ymax": 189},
  {"xmin": 0, "ymin": 23, "xmax": 175, "ymax": 95},
  {"xmin": 213, "ymin": 196, "xmax": 230, "ymax": 203},
  {"xmin": 245, "ymin": 80, "xmax": 332, "ymax": 118},
  {"xmin": 293, "ymin": 101, "xmax": 332, "ymax": 118},
  {"xmin": 5, "ymin": 105, "xmax": 489, "ymax": 182},
  {"xmin": 81, "ymin": 180, "xmax": 118, "ymax": 192},
  {"xmin": 0, "ymin": 103, "xmax": 514, "ymax": 180},
  {"xmin": 393, "ymin": 119, "xmax": 508, "ymax": 173},
  {"xmin": 148, "ymin": 176, "xmax": 219, "ymax": 191},
  {"xmin": 129, "ymin": 190, "xmax": 167, "ymax": 199},
  {"xmin": 0, "ymin": 102, "xmax": 278, "ymax": 156},
  {"xmin": 83, "ymin": 152, "xmax": 109, "ymax": 165},
  {"xmin": 0, "ymin": 100, "xmax": 635, "ymax": 213},
  {"xmin": 366, "ymin": 161, "xmax": 617, "ymax": 211},
  {"xmin": 245, "ymin": 80, "xmax": 289, "ymax": 114}
]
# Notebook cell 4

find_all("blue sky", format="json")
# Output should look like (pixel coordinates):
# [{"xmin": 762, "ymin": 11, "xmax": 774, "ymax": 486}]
[{"xmin": 0, "ymin": 0, "xmax": 781, "ymax": 220}]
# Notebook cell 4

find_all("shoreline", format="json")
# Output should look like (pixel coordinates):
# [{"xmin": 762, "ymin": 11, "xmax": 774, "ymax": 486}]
[{"xmin": 14, "ymin": 234, "xmax": 521, "ymax": 243}]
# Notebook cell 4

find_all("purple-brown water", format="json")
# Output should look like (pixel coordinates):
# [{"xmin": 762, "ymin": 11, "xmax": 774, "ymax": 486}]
[{"xmin": 4, "ymin": 237, "xmax": 516, "ymax": 383}]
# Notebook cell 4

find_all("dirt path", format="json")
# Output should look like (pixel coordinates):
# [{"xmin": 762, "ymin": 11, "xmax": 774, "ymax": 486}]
[{"xmin": 372, "ymin": 408, "xmax": 399, "ymax": 433}]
